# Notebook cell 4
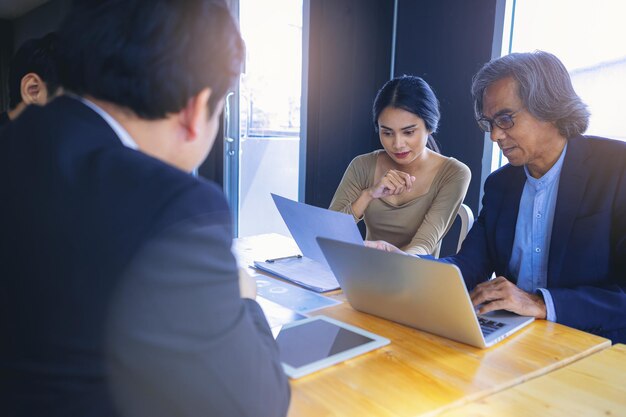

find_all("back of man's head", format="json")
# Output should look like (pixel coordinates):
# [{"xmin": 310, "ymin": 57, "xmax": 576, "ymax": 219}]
[
  {"xmin": 8, "ymin": 32, "xmax": 61, "ymax": 110},
  {"xmin": 57, "ymin": 0, "xmax": 244, "ymax": 120}
]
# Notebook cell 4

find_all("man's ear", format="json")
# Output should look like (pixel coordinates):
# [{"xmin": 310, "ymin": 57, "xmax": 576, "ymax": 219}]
[
  {"xmin": 20, "ymin": 73, "xmax": 48, "ymax": 105},
  {"xmin": 179, "ymin": 87, "xmax": 212, "ymax": 141}
]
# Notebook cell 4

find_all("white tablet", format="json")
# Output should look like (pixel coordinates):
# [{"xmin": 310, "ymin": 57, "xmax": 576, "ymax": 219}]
[{"xmin": 275, "ymin": 315, "xmax": 390, "ymax": 379}]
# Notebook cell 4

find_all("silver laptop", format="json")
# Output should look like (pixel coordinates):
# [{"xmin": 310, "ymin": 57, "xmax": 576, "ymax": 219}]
[
  {"xmin": 317, "ymin": 237, "xmax": 534, "ymax": 348},
  {"xmin": 253, "ymin": 194, "xmax": 364, "ymax": 292}
]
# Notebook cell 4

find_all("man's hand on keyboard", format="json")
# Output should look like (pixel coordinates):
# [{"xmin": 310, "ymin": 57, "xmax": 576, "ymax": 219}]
[{"xmin": 470, "ymin": 276, "xmax": 547, "ymax": 319}]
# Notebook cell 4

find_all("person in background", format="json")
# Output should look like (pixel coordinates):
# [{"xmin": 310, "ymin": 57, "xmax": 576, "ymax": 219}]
[
  {"xmin": 367, "ymin": 51, "xmax": 626, "ymax": 344},
  {"xmin": 330, "ymin": 75, "xmax": 471, "ymax": 256},
  {"xmin": 0, "ymin": 32, "xmax": 61, "ymax": 127},
  {"xmin": 0, "ymin": 1, "xmax": 290, "ymax": 416}
]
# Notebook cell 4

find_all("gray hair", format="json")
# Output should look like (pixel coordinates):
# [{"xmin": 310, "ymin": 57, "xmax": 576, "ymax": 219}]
[{"xmin": 471, "ymin": 51, "xmax": 590, "ymax": 138}]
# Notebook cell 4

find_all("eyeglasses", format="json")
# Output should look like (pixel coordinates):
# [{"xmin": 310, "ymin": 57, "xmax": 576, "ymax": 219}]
[{"xmin": 476, "ymin": 109, "xmax": 522, "ymax": 133}]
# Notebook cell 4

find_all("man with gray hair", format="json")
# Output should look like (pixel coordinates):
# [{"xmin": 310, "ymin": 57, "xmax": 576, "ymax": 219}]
[{"xmin": 369, "ymin": 51, "xmax": 626, "ymax": 343}]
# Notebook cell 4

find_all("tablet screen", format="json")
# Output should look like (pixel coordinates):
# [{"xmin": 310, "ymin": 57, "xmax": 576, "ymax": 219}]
[
  {"xmin": 277, "ymin": 319, "xmax": 373, "ymax": 367},
  {"xmin": 275, "ymin": 316, "xmax": 389, "ymax": 378}
]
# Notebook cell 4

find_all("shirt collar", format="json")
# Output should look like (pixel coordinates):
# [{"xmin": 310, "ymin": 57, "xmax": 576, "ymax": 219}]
[
  {"xmin": 68, "ymin": 94, "xmax": 139, "ymax": 150},
  {"xmin": 524, "ymin": 143, "xmax": 568, "ymax": 190}
]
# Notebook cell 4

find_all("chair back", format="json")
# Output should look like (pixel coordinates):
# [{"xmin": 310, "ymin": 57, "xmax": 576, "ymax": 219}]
[{"xmin": 456, "ymin": 203, "xmax": 474, "ymax": 253}]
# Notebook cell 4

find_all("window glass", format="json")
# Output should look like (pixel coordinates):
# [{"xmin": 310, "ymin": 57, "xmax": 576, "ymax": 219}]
[
  {"xmin": 238, "ymin": 0, "xmax": 303, "ymax": 237},
  {"xmin": 492, "ymin": 0, "xmax": 626, "ymax": 170}
]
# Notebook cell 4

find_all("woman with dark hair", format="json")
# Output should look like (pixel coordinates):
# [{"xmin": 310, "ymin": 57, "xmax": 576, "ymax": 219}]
[{"xmin": 330, "ymin": 75, "xmax": 470, "ymax": 256}]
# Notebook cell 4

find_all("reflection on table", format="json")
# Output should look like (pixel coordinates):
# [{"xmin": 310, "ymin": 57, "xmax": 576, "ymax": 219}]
[
  {"xmin": 233, "ymin": 233, "xmax": 611, "ymax": 417},
  {"xmin": 440, "ymin": 343, "xmax": 626, "ymax": 417}
]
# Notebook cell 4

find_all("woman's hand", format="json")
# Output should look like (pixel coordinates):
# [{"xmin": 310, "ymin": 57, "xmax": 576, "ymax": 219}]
[
  {"xmin": 365, "ymin": 240, "xmax": 407, "ymax": 255},
  {"xmin": 369, "ymin": 169, "xmax": 416, "ymax": 199},
  {"xmin": 350, "ymin": 169, "xmax": 416, "ymax": 219}
]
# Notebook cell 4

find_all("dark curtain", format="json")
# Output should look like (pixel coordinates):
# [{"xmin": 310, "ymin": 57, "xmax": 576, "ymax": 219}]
[
  {"xmin": 304, "ymin": 0, "xmax": 394, "ymax": 208},
  {"xmin": 0, "ymin": 20, "xmax": 14, "ymax": 113},
  {"xmin": 393, "ymin": 0, "xmax": 501, "ymax": 256}
]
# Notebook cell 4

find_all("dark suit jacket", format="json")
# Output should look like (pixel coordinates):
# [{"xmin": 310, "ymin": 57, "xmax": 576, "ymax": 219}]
[
  {"xmin": 446, "ymin": 135, "xmax": 626, "ymax": 343},
  {"xmin": 0, "ymin": 96, "xmax": 290, "ymax": 416},
  {"xmin": 0, "ymin": 111, "xmax": 9, "ymax": 128}
]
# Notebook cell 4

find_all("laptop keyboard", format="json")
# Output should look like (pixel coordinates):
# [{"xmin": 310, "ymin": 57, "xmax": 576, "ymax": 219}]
[{"xmin": 478, "ymin": 317, "xmax": 506, "ymax": 336}]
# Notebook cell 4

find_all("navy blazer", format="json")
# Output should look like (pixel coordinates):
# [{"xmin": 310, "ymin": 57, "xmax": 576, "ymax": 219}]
[
  {"xmin": 447, "ymin": 135, "xmax": 626, "ymax": 342},
  {"xmin": 0, "ymin": 97, "xmax": 289, "ymax": 416}
]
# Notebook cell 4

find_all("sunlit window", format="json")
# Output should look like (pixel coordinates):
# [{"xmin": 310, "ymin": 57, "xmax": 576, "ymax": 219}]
[
  {"xmin": 492, "ymin": 0, "xmax": 626, "ymax": 171},
  {"xmin": 239, "ymin": 0, "xmax": 302, "ymax": 139},
  {"xmin": 238, "ymin": 0, "xmax": 303, "ymax": 237}
]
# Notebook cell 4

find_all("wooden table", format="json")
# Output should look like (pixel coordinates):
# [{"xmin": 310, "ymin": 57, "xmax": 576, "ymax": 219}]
[
  {"xmin": 439, "ymin": 344, "xmax": 626, "ymax": 417},
  {"xmin": 234, "ymin": 234, "xmax": 611, "ymax": 417}
]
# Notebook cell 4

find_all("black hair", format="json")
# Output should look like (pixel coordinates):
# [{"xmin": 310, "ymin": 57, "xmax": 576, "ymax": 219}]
[
  {"xmin": 8, "ymin": 32, "xmax": 61, "ymax": 110},
  {"xmin": 372, "ymin": 75, "xmax": 441, "ymax": 153},
  {"xmin": 57, "ymin": 0, "xmax": 244, "ymax": 119},
  {"xmin": 471, "ymin": 51, "xmax": 590, "ymax": 138}
]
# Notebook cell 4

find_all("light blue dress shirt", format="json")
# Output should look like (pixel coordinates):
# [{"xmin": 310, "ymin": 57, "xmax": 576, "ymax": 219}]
[{"xmin": 508, "ymin": 144, "xmax": 568, "ymax": 322}]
